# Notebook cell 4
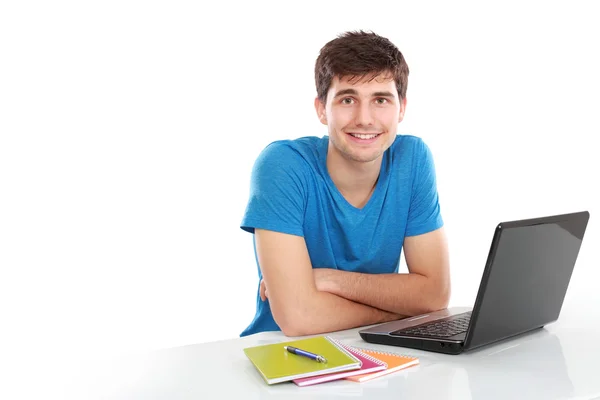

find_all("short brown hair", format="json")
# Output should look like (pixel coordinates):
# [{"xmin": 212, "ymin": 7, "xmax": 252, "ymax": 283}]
[{"xmin": 314, "ymin": 30, "xmax": 409, "ymax": 103}]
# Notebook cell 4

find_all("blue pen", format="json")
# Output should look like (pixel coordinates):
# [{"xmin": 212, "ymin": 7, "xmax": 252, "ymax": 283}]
[{"xmin": 284, "ymin": 345, "xmax": 327, "ymax": 363}]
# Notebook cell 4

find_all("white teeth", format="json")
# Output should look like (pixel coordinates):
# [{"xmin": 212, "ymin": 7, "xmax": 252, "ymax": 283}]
[{"xmin": 350, "ymin": 133, "xmax": 378, "ymax": 139}]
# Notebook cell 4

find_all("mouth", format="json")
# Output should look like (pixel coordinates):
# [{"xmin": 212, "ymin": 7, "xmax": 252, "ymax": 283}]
[{"xmin": 345, "ymin": 132, "xmax": 383, "ymax": 142}]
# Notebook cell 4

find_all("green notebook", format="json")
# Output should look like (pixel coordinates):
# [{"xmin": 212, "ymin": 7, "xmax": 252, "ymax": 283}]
[{"xmin": 244, "ymin": 335, "xmax": 362, "ymax": 384}]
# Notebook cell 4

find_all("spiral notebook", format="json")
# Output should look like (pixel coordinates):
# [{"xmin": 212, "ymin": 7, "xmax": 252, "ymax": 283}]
[
  {"xmin": 243, "ymin": 335, "xmax": 362, "ymax": 385},
  {"xmin": 344, "ymin": 348, "xmax": 419, "ymax": 382},
  {"xmin": 292, "ymin": 339, "xmax": 387, "ymax": 386}
]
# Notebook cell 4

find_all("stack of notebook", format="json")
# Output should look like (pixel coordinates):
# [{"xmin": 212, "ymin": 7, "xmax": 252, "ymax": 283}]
[{"xmin": 243, "ymin": 335, "xmax": 419, "ymax": 386}]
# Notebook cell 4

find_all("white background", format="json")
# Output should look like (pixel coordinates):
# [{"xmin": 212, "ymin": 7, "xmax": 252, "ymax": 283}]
[{"xmin": 1, "ymin": 0, "xmax": 598, "ymax": 375}]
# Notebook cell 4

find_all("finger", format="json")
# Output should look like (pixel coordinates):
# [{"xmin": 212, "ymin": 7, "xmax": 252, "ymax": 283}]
[{"xmin": 260, "ymin": 280, "xmax": 266, "ymax": 301}]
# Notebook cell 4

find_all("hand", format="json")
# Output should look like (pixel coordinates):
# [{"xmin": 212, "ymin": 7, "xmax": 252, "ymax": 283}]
[{"xmin": 260, "ymin": 278, "xmax": 268, "ymax": 301}]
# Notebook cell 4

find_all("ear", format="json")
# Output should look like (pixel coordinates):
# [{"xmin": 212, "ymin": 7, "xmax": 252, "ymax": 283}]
[
  {"xmin": 398, "ymin": 97, "xmax": 408, "ymax": 123},
  {"xmin": 314, "ymin": 97, "xmax": 328, "ymax": 125}
]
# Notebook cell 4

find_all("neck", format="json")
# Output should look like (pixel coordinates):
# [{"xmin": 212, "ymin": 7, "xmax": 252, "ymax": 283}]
[{"xmin": 326, "ymin": 143, "xmax": 382, "ymax": 208}]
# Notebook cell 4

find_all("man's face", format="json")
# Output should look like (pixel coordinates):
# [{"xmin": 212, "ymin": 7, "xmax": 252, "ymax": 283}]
[{"xmin": 315, "ymin": 73, "xmax": 406, "ymax": 164}]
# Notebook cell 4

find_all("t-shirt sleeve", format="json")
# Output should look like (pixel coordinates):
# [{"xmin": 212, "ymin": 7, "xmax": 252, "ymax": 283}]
[
  {"xmin": 240, "ymin": 142, "xmax": 307, "ymax": 237},
  {"xmin": 405, "ymin": 138, "xmax": 444, "ymax": 237}
]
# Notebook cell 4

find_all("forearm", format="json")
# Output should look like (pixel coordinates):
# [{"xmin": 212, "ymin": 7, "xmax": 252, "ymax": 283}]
[
  {"xmin": 320, "ymin": 270, "xmax": 449, "ymax": 316},
  {"xmin": 276, "ymin": 289, "xmax": 402, "ymax": 337}
]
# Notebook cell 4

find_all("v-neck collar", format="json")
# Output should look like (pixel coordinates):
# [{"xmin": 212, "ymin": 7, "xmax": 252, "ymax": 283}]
[{"xmin": 318, "ymin": 136, "xmax": 388, "ymax": 214}]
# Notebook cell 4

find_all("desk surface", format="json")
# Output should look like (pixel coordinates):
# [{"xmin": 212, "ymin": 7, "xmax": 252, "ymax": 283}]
[{"xmin": 65, "ymin": 305, "xmax": 600, "ymax": 400}]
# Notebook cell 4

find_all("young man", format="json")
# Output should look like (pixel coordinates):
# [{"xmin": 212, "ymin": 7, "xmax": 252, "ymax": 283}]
[{"xmin": 239, "ymin": 30, "xmax": 450, "ymax": 337}]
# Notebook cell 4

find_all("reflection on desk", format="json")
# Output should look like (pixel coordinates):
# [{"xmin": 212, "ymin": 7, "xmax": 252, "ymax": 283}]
[
  {"xmin": 463, "ymin": 330, "xmax": 573, "ymax": 399},
  {"xmin": 61, "ymin": 314, "xmax": 600, "ymax": 400},
  {"xmin": 398, "ymin": 329, "xmax": 574, "ymax": 400}
]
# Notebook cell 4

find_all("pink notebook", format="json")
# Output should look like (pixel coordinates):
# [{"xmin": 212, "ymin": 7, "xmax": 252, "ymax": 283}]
[{"xmin": 292, "ymin": 340, "xmax": 387, "ymax": 387}]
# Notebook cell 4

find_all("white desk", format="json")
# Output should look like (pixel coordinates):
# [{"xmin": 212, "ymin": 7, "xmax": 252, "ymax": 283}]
[{"xmin": 64, "ymin": 303, "xmax": 600, "ymax": 400}]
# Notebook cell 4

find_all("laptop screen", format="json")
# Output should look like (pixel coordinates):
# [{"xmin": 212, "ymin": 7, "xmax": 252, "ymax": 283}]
[{"xmin": 465, "ymin": 212, "xmax": 589, "ymax": 350}]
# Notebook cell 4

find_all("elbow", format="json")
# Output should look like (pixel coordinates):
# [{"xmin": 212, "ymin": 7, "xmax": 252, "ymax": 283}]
[
  {"xmin": 429, "ymin": 281, "xmax": 451, "ymax": 311},
  {"xmin": 271, "ymin": 302, "xmax": 313, "ymax": 337},
  {"xmin": 280, "ymin": 323, "xmax": 307, "ymax": 337},
  {"xmin": 433, "ymin": 294, "xmax": 450, "ymax": 311},
  {"xmin": 415, "ymin": 280, "xmax": 450, "ymax": 315},
  {"xmin": 277, "ymin": 315, "xmax": 313, "ymax": 337}
]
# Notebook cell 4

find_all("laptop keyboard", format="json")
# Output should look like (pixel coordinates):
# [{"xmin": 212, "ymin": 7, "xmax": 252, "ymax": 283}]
[{"xmin": 391, "ymin": 311, "xmax": 472, "ymax": 338}]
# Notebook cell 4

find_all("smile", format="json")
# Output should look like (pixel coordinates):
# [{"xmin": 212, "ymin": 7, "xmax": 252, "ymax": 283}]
[{"xmin": 347, "ymin": 133, "xmax": 382, "ymax": 140}]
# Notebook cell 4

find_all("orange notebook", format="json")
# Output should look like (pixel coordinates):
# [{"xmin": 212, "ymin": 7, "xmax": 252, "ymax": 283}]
[{"xmin": 344, "ymin": 347, "xmax": 419, "ymax": 382}]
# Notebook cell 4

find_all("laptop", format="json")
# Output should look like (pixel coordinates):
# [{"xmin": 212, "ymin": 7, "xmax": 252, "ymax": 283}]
[{"xmin": 359, "ymin": 211, "xmax": 590, "ymax": 355}]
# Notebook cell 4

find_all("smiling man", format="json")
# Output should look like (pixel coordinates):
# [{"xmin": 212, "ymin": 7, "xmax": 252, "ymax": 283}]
[{"xmin": 240, "ymin": 30, "xmax": 450, "ymax": 337}]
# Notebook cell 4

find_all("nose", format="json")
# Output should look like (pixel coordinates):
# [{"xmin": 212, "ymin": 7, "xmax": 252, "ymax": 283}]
[{"xmin": 354, "ymin": 103, "xmax": 374, "ymax": 127}]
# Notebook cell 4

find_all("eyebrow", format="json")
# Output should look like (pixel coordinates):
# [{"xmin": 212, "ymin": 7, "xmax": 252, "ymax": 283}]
[
  {"xmin": 333, "ymin": 89, "xmax": 395, "ymax": 98},
  {"xmin": 372, "ymin": 91, "xmax": 395, "ymax": 98},
  {"xmin": 333, "ymin": 88, "xmax": 358, "ymax": 98}
]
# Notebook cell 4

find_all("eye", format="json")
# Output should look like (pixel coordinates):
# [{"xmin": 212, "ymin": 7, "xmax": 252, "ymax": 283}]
[
  {"xmin": 341, "ymin": 97, "xmax": 354, "ymax": 105},
  {"xmin": 375, "ymin": 98, "xmax": 388, "ymax": 104}
]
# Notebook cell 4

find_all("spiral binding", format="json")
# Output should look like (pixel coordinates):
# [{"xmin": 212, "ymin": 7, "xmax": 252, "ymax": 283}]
[
  {"xmin": 324, "ymin": 336, "xmax": 361, "ymax": 364},
  {"xmin": 342, "ymin": 343, "xmax": 389, "ymax": 366},
  {"xmin": 328, "ymin": 337, "xmax": 393, "ymax": 367},
  {"xmin": 351, "ymin": 346, "xmax": 418, "ymax": 361}
]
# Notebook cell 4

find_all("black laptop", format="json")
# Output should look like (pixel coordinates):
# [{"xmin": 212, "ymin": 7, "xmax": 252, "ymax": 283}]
[{"xmin": 359, "ymin": 211, "xmax": 590, "ymax": 355}]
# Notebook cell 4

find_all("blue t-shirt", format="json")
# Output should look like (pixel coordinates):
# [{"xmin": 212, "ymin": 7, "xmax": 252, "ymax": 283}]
[{"xmin": 239, "ymin": 134, "xmax": 443, "ymax": 336}]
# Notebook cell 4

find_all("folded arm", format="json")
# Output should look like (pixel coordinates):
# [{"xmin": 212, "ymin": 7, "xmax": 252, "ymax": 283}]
[
  {"xmin": 314, "ymin": 227, "xmax": 451, "ymax": 316},
  {"xmin": 255, "ymin": 228, "xmax": 403, "ymax": 337}
]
